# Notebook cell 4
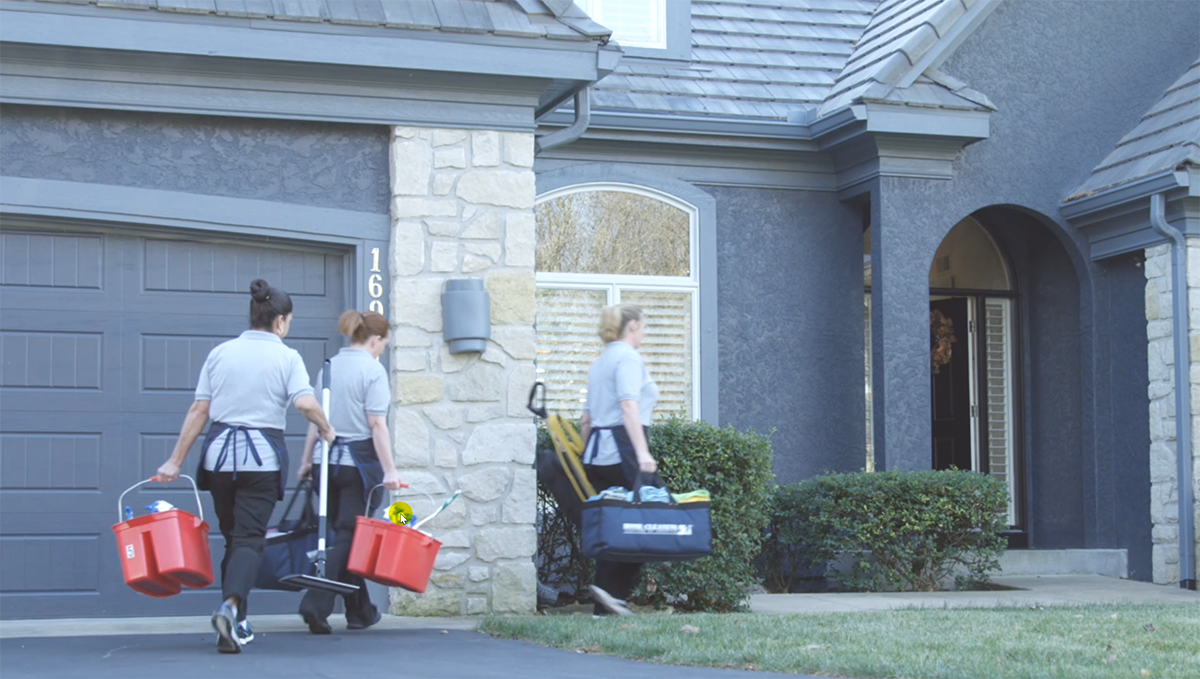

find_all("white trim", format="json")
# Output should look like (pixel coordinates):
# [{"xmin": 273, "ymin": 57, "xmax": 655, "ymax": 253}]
[{"xmin": 968, "ymin": 300, "xmax": 980, "ymax": 473}]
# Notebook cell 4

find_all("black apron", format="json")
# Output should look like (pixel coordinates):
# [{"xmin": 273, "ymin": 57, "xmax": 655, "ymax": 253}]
[
  {"xmin": 326, "ymin": 438, "xmax": 385, "ymax": 512},
  {"xmin": 196, "ymin": 421, "xmax": 290, "ymax": 501},
  {"xmin": 584, "ymin": 425, "xmax": 663, "ymax": 490}
]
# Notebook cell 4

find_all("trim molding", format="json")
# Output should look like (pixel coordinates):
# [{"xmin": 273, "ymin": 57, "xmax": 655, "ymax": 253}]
[{"xmin": 0, "ymin": 176, "xmax": 389, "ymax": 245}]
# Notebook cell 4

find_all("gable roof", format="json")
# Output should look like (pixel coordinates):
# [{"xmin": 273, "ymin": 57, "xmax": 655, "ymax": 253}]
[
  {"xmin": 816, "ymin": 0, "xmax": 999, "ymax": 118},
  {"xmin": 21, "ymin": 0, "xmax": 610, "ymax": 42},
  {"xmin": 1067, "ymin": 58, "xmax": 1200, "ymax": 201},
  {"xmin": 589, "ymin": 0, "xmax": 878, "ymax": 121}
]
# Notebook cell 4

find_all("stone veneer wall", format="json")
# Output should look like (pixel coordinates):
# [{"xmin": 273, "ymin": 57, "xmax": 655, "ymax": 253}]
[
  {"xmin": 386, "ymin": 125, "xmax": 538, "ymax": 614},
  {"xmin": 1144, "ymin": 242, "xmax": 1200, "ymax": 584}
]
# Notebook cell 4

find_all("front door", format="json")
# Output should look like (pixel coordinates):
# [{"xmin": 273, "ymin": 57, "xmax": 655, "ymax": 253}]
[{"xmin": 930, "ymin": 298, "xmax": 972, "ymax": 471}]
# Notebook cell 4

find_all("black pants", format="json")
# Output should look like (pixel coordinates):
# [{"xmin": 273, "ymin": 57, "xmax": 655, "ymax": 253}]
[
  {"xmin": 209, "ymin": 471, "xmax": 279, "ymax": 622},
  {"xmin": 299, "ymin": 465, "xmax": 375, "ymax": 622},
  {"xmin": 584, "ymin": 462, "xmax": 644, "ymax": 615}
]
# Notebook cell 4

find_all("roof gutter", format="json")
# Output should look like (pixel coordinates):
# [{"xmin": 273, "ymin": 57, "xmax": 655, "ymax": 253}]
[
  {"xmin": 535, "ymin": 86, "xmax": 591, "ymax": 155},
  {"xmin": 1150, "ymin": 191, "xmax": 1198, "ymax": 590}
]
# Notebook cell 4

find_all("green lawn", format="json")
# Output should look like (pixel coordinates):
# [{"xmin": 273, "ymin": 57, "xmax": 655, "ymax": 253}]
[{"xmin": 481, "ymin": 604, "xmax": 1200, "ymax": 678}]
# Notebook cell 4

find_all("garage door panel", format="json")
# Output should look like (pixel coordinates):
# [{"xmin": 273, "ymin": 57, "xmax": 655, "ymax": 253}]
[
  {"xmin": 0, "ymin": 312, "xmax": 123, "ymax": 414},
  {"xmin": 0, "ymin": 531, "xmax": 102, "ymax": 595},
  {"xmin": 0, "ymin": 230, "xmax": 123, "ymax": 312},
  {"xmin": 135, "ymin": 241, "xmax": 345, "ymax": 323}
]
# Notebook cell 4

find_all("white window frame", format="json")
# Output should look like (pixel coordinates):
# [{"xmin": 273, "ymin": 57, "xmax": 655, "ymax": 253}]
[
  {"xmin": 535, "ymin": 183, "xmax": 701, "ymax": 420},
  {"xmin": 577, "ymin": 0, "xmax": 668, "ymax": 50}
]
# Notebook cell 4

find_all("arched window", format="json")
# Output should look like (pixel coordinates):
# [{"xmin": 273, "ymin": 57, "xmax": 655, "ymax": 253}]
[{"xmin": 535, "ymin": 184, "xmax": 699, "ymax": 419}]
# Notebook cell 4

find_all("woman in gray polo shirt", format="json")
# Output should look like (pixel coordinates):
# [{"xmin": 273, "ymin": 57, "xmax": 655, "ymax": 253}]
[
  {"xmin": 156, "ymin": 279, "xmax": 335, "ymax": 654},
  {"xmin": 296, "ymin": 310, "xmax": 402, "ymax": 634},
  {"xmin": 579, "ymin": 303, "xmax": 661, "ymax": 617}
]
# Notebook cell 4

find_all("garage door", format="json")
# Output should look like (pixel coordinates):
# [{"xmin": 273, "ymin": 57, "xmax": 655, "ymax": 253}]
[{"xmin": 0, "ymin": 223, "xmax": 348, "ymax": 618}]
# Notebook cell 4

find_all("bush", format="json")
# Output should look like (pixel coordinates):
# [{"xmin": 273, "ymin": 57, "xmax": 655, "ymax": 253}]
[
  {"xmin": 634, "ymin": 417, "xmax": 775, "ymax": 613},
  {"xmin": 534, "ymin": 417, "xmax": 775, "ymax": 613},
  {"xmin": 771, "ymin": 470, "xmax": 1008, "ymax": 592},
  {"xmin": 758, "ymin": 482, "xmax": 827, "ymax": 593}
]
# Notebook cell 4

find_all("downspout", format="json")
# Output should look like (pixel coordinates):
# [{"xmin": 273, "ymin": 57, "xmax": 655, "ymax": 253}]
[
  {"xmin": 534, "ymin": 87, "xmax": 591, "ymax": 155},
  {"xmin": 1150, "ymin": 191, "xmax": 1198, "ymax": 590}
]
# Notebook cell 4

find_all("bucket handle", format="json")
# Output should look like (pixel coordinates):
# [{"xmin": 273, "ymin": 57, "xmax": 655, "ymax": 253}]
[
  {"xmin": 118, "ymin": 475, "xmax": 204, "ymax": 524},
  {"xmin": 368, "ymin": 484, "xmax": 464, "ymax": 533},
  {"xmin": 365, "ymin": 483, "xmax": 431, "ymax": 521}
]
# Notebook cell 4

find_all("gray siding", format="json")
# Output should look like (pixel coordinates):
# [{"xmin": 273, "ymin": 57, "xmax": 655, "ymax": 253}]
[
  {"xmin": 0, "ymin": 105, "xmax": 390, "ymax": 214},
  {"xmin": 711, "ymin": 186, "xmax": 864, "ymax": 484}
]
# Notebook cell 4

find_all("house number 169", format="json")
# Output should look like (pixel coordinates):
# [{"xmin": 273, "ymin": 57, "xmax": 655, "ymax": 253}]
[{"xmin": 368, "ymin": 248, "xmax": 384, "ymax": 314}]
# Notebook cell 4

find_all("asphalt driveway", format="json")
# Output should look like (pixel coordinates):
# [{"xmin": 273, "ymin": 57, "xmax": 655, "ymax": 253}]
[{"xmin": 1, "ymin": 628, "xmax": 812, "ymax": 679}]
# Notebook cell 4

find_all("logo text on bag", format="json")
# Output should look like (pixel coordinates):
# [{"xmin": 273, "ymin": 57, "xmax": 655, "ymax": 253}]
[{"xmin": 622, "ymin": 523, "xmax": 693, "ymax": 536}]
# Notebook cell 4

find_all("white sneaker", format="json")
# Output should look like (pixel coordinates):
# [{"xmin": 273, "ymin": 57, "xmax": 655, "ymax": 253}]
[
  {"xmin": 235, "ymin": 620, "xmax": 254, "ymax": 645},
  {"xmin": 588, "ymin": 585, "xmax": 633, "ymax": 616}
]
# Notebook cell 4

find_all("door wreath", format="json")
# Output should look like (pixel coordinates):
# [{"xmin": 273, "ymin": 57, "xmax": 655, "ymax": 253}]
[{"xmin": 931, "ymin": 310, "xmax": 957, "ymax": 374}]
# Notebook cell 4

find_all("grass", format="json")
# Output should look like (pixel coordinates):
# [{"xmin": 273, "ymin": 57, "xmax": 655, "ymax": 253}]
[{"xmin": 480, "ymin": 604, "xmax": 1200, "ymax": 678}]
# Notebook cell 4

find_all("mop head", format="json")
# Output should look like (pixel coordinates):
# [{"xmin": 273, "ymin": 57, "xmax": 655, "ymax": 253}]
[{"xmin": 279, "ymin": 573, "xmax": 359, "ymax": 596}]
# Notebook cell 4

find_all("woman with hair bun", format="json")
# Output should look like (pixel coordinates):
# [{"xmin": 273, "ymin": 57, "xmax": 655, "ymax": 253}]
[
  {"xmin": 156, "ymin": 279, "xmax": 336, "ymax": 654},
  {"xmin": 296, "ymin": 309, "xmax": 401, "ymax": 634},
  {"xmin": 579, "ymin": 303, "xmax": 661, "ymax": 617}
]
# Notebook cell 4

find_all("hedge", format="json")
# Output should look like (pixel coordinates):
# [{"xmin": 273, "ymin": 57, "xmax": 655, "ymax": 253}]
[{"xmin": 767, "ymin": 470, "xmax": 1009, "ymax": 592}]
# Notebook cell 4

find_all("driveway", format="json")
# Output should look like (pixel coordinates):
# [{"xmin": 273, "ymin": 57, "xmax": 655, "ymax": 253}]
[{"xmin": 1, "ymin": 628, "xmax": 810, "ymax": 679}]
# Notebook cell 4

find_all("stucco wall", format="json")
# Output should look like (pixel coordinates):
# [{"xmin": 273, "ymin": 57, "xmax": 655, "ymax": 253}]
[
  {"xmin": 0, "ymin": 104, "xmax": 390, "ymax": 213},
  {"xmin": 709, "ymin": 186, "xmax": 864, "ymax": 483}
]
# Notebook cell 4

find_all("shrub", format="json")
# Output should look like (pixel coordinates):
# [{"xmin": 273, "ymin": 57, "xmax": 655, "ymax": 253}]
[
  {"xmin": 757, "ymin": 482, "xmax": 832, "ymax": 593},
  {"xmin": 534, "ymin": 417, "xmax": 775, "ymax": 613},
  {"xmin": 772, "ymin": 470, "xmax": 1008, "ymax": 592}
]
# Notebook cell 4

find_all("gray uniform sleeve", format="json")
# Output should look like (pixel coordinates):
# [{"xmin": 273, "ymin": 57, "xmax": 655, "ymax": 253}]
[
  {"xmin": 285, "ymin": 351, "xmax": 315, "ymax": 406},
  {"xmin": 364, "ymin": 366, "xmax": 390, "ymax": 416},
  {"xmin": 613, "ymin": 353, "xmax": 643, "ymax": 403},
  {"xmin": 195, "ymin": 351, "xmax": 215, "ymax": 401}
]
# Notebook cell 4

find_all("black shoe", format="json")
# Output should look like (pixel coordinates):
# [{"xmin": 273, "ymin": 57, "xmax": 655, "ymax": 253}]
[
  {"xmin": 346, "ymin": 608, "xmax": 382, "ymax": 631},
  {"xmin": 211, "ymin": 602, "xmax": 241, "ymax": 654},
  {"xmin": 301, "ymin": 609, "xmax": 332, "ymax": 635}
]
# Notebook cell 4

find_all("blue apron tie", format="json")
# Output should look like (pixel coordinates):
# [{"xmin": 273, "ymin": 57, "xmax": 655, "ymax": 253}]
[{"xmin": 212, "ymin": 426, "xmax": 264, "ymax": 480}]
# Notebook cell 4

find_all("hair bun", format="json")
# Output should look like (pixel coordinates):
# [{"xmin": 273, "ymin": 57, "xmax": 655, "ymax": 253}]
[{"xmin": 249, "ymin": 279, "xmax": 272, "ymax": 303}]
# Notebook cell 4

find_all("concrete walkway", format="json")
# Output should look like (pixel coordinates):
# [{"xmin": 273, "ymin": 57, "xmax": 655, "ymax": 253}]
[
  {"xmin": 2, "ymin": 575, "xmax": 1194, "ymax": 642},
  {"xmin": 750, "ymin": 575, "xmax": 1200, "ymax": 614}
]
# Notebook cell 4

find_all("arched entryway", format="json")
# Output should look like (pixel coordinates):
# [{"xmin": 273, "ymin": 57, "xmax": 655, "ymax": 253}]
[
  {"xmin": 865, "ymin": 206, "xmax": 1087, "ymax": 549},
  {"xmin": 926, "ymin": 217, "xmax": 1019, "ymax": 527}
]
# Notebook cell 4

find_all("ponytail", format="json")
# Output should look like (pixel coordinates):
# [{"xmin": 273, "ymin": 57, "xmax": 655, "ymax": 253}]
[
  {"xmin": 338, "ymin": 309, "xmax": 389, "ymax": 344},
  {"xmin": 598, "ymin": 304, "xmax": 643, "ymax": 343}
]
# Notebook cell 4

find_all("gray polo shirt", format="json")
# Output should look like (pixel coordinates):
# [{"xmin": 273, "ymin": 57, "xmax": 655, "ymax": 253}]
[
  {"xmin": 312, "ymin": 347, "xmax": 390, "ymax": 466},
  {"xmin": 196, "ymin": 330, "xmax": 314, "ymax": 472},
  {"xmin": 582, "ymin": 341, "xmax": 659, "ymax": 466}
]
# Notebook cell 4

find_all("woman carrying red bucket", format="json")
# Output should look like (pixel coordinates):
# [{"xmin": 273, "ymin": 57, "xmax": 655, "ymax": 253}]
[
  {"xmin": 155, "ymin": 279, "xmax": 336, "ymax": 654},
  {"xmin": 295, "ymin": 310, "xmax": 404, "ymax": 635}
]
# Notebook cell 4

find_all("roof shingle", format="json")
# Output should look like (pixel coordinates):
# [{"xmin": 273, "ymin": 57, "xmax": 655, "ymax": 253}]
[
  {"xmin": 591, "ymin": 0, "xmax": 878, "ymax": 121},
  {"xmin": 1067, "ymin": 59, "xmax": 1200, "ymax": 201}
]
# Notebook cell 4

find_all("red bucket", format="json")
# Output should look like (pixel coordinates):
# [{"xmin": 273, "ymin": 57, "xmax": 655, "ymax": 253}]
[
  {"xmin": 347, "ymin": 516, "xmax": 441, "ymax": 592},
  {"xmin": 112, "ymin": 476, "xmax": 214, "ymax": 598}
]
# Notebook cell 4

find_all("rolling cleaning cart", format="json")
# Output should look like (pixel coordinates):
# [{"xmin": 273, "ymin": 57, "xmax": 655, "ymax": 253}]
[{"xmin": 113, "ymin": 475, "xmax": 214, "ymax": 597}]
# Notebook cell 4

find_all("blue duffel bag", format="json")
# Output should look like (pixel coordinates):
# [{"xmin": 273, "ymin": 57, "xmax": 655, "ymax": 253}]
[
  {"xmin": 581, "ymin": 482, "xmax": 712, "ymax": 564},
  {"xmin": 255, "ymin": 481, "xmax": 335, "ymax": 591}
]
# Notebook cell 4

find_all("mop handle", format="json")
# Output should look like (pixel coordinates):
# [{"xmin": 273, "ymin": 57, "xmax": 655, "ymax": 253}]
[
  {"xmin": 317, "ymin": 361, "xmax": 332, "ymax": 557},
  {"xmin": 118, "ymin": 475, "xmax": 204, "ymax": 523}
]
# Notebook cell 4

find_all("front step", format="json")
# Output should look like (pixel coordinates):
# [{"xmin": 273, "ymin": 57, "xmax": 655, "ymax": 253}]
[{"xmin": 998, "ymin": 549, "xmax": 1127, "ymax": 578}]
